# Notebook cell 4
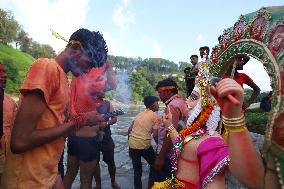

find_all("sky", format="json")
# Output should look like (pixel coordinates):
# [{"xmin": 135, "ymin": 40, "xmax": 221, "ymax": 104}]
[{"xmin": 1, "ymin": 0, "xmax": 283, "ymax": 91}]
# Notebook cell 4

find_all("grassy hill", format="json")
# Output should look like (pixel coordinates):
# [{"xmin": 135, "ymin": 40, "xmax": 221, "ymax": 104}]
[{"xmin": 0, "ymin": 44, "xmax": 35, "ymax": 94}]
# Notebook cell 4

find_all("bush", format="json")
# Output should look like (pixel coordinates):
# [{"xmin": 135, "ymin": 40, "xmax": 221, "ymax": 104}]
[{"xmin": 245, "ymin": 108, "xmax": 268, "ymax": 134}]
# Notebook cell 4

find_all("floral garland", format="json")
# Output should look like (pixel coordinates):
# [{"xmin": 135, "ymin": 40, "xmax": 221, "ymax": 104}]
[
  {"xmin": 206, "ymin": 105, "xmax": 221, "ymax": 135},
  {"xmin": 187, "ymin": 101, "xmax": 202, "ymax": 125},
  {"xmin": 162, "ymin": 103, "xmax": 216, "ymax": 189},
  {"xmin": 179, "ymin": 103, "xmax": 215, "ymax": 139}
]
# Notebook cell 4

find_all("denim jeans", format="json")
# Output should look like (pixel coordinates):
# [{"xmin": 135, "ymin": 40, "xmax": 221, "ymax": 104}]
[{"xmin": 129, "ymin": 146, "xmax": 156, "ymax": 189}]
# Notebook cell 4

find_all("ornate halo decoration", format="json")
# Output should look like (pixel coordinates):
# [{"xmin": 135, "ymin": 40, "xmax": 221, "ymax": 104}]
[{"xmin": 209, "ymin": 6, "xmax": 284, "ymax": 186}]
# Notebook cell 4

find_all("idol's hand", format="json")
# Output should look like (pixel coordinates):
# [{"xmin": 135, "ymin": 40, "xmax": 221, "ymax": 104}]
[{"xmin": 210, "ymin": 78, "xmax": 244, "ymax": 118}]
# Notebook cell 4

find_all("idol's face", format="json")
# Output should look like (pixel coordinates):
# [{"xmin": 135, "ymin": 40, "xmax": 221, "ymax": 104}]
[{"xmin": 187, "ymin": 90, "xmax": 200, "ymax": 109}]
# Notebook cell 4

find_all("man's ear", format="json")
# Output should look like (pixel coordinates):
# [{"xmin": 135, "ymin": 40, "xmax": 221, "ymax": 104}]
[{"xmin": 68, "ymin": 43, "xmax": 82, "ymax": 56}]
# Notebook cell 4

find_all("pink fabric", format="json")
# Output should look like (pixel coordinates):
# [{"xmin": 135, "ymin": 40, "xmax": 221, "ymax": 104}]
[
  {"xmin": 165, "ymin": 94, "xmax": 189, "ymax": 126},
  {"xmin": 197, "ymin": 137, "xmax": 229, "ymax": 188}
]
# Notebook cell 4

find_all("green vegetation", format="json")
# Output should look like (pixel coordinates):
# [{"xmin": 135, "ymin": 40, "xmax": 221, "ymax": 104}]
[
  {"xmin": 244, "ymin": 88, "xmax": 270, "ymax": 103},
  {"xmin": 0, "ymin": 44, "xmax": 35, "ymax": 94},
  {"xmin": 1, "ymin": 8, "xmax": 55, "ymax": 58},
  {"xmin": 245, "ymin": 108, "xmax": 268, "ymax": 135},
  {"xmin": 110, "ymin": 55, "xmax": 189, "ymax": 102}
]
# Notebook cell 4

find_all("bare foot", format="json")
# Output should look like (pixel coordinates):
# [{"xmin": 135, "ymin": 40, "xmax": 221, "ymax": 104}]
[{"xmin": 111, "ymin": 182, "xmax": 121, "ymax": 189}]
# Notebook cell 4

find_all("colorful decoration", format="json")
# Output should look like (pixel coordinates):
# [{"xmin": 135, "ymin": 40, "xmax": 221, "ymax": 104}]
[
  {"xmin": 179, "ymin": 103, "xmax": 215, "ymax": 139},
  {"xmin": 209, "ymin": 6, "xmax": 284, "ymax": 188}
]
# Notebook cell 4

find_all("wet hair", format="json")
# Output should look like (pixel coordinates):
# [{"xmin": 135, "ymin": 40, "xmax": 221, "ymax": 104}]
[
  {"xmin": 144, "ymin": 96, "xmax": 159, "ymax": 108},
  {"xmin": 68, "ymin": 28, "xmax": 108, "ymax": 68},
  {"xmin": 155, "ymin": 78, "xmax": 178, "ymax": 94},
  {"xmin": 190, "ymin": 55, "xmax": 198, "ymax": 59},
  {"xmin": 199, "ymin": 46, "xmax": 210, "ymax": 54}
]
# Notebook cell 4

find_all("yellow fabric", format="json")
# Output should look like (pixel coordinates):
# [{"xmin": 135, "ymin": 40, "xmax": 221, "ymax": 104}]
[
  {"xmin": 4, "ymin": 59, "xmax": 69, "ymax": 189},
  {"xmin": 129, "ymin": 109, "xmax": 161, "ymax": 149},
  {"xmin": 151, "ymin": 178, "xmax": 185, "ymax": 189}
]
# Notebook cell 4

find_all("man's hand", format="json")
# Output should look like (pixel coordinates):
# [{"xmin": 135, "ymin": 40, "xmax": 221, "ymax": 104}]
[
  {"xmin": 163, "ymin": 107, "xmax": 173, "ymax": 129},
  {"xmin": 154, "ymin": 155, "xmax": 164, "ymax": 171},
  {"xmin": 73, "ymin": 111, "xmax": 105, "ymax": 130}
]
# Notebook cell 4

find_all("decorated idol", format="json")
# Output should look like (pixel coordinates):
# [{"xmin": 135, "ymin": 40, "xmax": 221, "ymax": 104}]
[{"xmin": 152, "ymin": 58, "xmax": 229, "ymax": 189}]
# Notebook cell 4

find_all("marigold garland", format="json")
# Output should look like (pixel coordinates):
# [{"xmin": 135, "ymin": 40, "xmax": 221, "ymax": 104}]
[{"xmin": 179, "ymin": 103, "xmax": 215, "ymax": 139}]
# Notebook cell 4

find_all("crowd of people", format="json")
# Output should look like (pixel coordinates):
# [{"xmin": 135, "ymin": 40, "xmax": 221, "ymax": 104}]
[{"xmin": 0, "ymin": 27, "xmax": 280, "ymax": 189}]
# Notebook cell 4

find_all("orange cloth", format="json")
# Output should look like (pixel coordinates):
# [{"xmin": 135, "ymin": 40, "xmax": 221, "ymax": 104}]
[
  {"xmin": 1, "ymin": 95, "xmax": 17, "ymax": 153},
  {"xmin": 4, "ymin": 58, "xmax": 69, "ymax": 189},
  {"xmin": 0, "ymin": 95, "xmax": 17, "ymax": 173},
  {"xmin": 129, "ymin": 109, "xmax": 161, "ymax": 149},
  {"xmin": 70, "ymin": 66, "xmax": 106, "ymax": 115}
]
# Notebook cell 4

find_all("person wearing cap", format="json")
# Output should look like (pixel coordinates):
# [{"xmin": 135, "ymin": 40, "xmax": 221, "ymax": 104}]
[
  {"xmin": 223, "ymin": 54, "xmax": 260, "ymax": 110},
  {"xmin": 128, "ymin": 95, "xmax": 161, "ymax": 189},
  {"xmin": 154, "ymin": 78, "xmax": 189, "ymax": 182},
  {"xmin": 5, "ymin": 28, "xmax": 108, "ymax": 189}
]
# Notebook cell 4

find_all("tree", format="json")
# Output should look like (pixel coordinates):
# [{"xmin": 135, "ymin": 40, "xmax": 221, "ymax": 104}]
[
  {"xmin": 15, "ymin": 29, "xmax": 29, "ymax": 49},
  {"xmin": 19, "ymin": 34, "xmax": 32, "ymax": 53},
  {"xmin": 178, "ymin": 61, "xmax": 191, "ymax": 72},
  {"xmin": 0, "ymin": 8, "xmax": 20, "ymax": 44},
  {"xmin": 40, "ymin": 44, "xmax": 56, "ymax": 58},
  {"xmin": 129, "ymin": 71, "xmax": 155, "ymax": 102},
  {"xmin": 20, "ymin": 40, "xmax": 56, "ymax": 59}
]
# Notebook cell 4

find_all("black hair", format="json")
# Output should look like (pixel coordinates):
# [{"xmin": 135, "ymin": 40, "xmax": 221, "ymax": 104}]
[
  {"xmin": 143, "ymin": 96, "xmax": 159, "ymax": 108},
  {"xmin": 190, "ymin": 55, "xmax": 198, "ymax": 59},
  {"xmin": 155, "ymin": 78, "xmax": 178, "ymax": 94},
  {"xmin": 184, "ymin": 67, "xmax": 191, "ymax": 73},
  {"xmin": 69, "ymin": 28, "xmax": 108, "ymax": 68},
  {"xmin": 199, "ymin": 46, "xmax": 210, "ymax": 54}
]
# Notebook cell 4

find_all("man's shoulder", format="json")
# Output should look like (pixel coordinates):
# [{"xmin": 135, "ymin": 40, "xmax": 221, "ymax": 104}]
[
  {"xmin": 169, "ymin": 95, "xmax": 186, "ymax": 105},
  {"xmin": 29, "ymin": 58, "xmax": 59, "ymax": 72},
  {"xmin": 32, "ymin": 58, "xmax": 55, "ymax": 65},
  {"xmin": 4, "ymin": 94, "xmax": 17, "ymax": 105}
]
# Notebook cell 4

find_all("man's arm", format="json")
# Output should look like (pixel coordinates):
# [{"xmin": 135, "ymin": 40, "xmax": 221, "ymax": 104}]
[
  {"xmin": 108, "ymin": 103, "xmax": 117, "ymax": 125},
  {"xmin": 190, "ymin": 67, "xmax": 199, "ymax": 75},
  {"xmin": 128, "ymin": 121, "xmax": 134, "ymax": 140},
  {"xmin": 155, "ymin": 105, "xmax": 180, "ymax": 170},
  {"xmin": 243, "ymin": 82, "xmax": 260, "ymax": 110},
  {"xmin": 11, "ymin": 90, "xmax": 103, "ymax": 154},
  {"xmin": 105, "ymin": 60, "xmax": 117, "ymax": 91}
]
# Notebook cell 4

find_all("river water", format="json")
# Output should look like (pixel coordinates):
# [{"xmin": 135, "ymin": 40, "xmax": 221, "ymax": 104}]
[
  {"xmin": 64, "ymin": 105, "xmax": 265, "ymax": 189},
  {"xmin": 65, "ymin": 105, "xmax": 160, "ymax": 189}
]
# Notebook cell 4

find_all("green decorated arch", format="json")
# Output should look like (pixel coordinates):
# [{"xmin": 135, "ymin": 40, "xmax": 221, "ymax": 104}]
[{"xmin": 209, "ymin": 6, "xmax": 284, "ymax": 186}]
